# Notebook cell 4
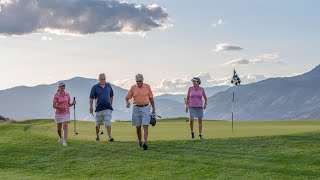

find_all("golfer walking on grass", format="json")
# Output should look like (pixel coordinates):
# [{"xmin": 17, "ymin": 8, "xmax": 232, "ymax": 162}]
[
  {"xmin": 53, "ymin": 82, "xmax": 76, "ymax": 147},
  {"xmin": 125, "ymin": 74, "xmax": 156, "ymax": 150},
  {"xmin": 186, "ymin": 77, "xmax": 207, "ymax": 139},
  {"xmin": 90, "ymin": 73, "xmax": 114, "ymax": 142}
]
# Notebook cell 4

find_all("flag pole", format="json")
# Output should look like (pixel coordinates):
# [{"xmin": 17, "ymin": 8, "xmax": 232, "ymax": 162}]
[
  {"xmin": 231, "ymin": 69, "xmax": 241, "ymax": 133},
  {"xmin": 232, "ymin": 86, "xmax": 234, "ymax": 132}
]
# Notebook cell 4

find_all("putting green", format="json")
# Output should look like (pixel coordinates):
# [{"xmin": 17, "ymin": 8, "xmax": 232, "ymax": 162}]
[{"xmin": 26, "ymin": 118, "xmax": 320, "ymax": 141}]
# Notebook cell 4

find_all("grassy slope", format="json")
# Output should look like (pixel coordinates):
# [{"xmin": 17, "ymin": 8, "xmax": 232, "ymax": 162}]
[{"xmin": 0, "ymin": 119, "xmax": 320, "ymax": 179}]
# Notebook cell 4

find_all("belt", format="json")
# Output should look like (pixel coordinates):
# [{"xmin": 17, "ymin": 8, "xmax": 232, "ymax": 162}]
[{"xmin": 134, "ymin": 104, "xmax": 149, "ymax": 107}]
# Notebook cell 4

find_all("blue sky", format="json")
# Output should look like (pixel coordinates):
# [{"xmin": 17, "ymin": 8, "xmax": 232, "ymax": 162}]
[{"xmin": 0, "ymin": 0, "xmax": 319, "ymax": 94}]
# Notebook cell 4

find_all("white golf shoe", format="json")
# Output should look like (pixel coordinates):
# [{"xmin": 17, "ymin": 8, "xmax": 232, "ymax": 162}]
[
  {"xmin": 63, "ymin": 140, "xmax": 68, "ymax": 147},
  {"xmin": 58, "ymin": 138, "xmax": 63, "ymax": 144}
]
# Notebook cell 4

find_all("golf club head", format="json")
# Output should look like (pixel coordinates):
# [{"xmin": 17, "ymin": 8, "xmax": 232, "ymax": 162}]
[{"xmin": 100, "ymin": 131, "xmax": 104, "ymax": 135}]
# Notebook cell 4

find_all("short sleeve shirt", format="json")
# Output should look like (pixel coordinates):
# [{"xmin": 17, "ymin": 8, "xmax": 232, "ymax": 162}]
[
  {"xmin": 53, "ymin": 92, "xmax": 70, "ymax": 115},
  {"xmin": 90, "ymin": 83, "xmax": 114, "ymax": 112},
  {"xmin": 126, "ymin": 83, "xmax": 154, "ymax": 106}
]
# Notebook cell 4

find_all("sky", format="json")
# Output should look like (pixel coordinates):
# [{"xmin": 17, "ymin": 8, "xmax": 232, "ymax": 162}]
[{"xmin": 1, "ymin": 0, "xmax": 320, "ymax": 94}]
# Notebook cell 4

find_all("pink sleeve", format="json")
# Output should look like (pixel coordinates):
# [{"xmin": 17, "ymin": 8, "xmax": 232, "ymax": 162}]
[{"xmin": 53, "ymin": 94, "xmax": 58, "ymax": 103}]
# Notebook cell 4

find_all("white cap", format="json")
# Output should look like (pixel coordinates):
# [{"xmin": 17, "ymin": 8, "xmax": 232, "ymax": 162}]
[{"xmin": 58, "ymin": 82, "xmax": 66, "ymax": 87}]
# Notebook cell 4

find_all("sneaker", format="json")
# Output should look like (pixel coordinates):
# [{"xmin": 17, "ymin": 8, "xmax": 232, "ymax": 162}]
[
  {"xmin": 58, "ymin": 137, "xmax": 63, "ymax": 144},
  {"xmin": 138, "ymin": 142, "xmax": 143, "ymax": 148},
  {"xmin": 108, "ymin": 137, "xmax": 114, "ymax": 142},
  {"xmin": 191, "ymin": 132, "xmax": 195, "ymax": 139},
  {"xmin": 63, "ymin": 140, "xmax": 68, "ymax": 147},
  {"xmin": 143, "ymin": 143, "xmax": 148, "ymax": 150},
  {"xmin": 199, "ymin": 135, "xmax": 203, "ymax": 139},
  {"xmin": 96, "ymin": 138, "xmax": 100, "ymax": 142}
]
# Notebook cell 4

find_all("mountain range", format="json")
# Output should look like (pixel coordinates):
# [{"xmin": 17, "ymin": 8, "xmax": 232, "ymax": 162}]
[
  {"xmin": 0, "ymin": 64, "xmax": 319, "ymax": 121},
  {"xmin": 205, "ymin": 64, "xmax": 320, "ymax": 120}
]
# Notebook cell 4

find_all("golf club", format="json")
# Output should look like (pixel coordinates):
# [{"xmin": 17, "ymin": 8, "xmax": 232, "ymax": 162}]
[
  {"xmin": 91, "ymin": 113, "xmax": 104, "ymax": 135},
  {"xmin": 73, "ymin": 97, "xmax": 79, "ymax": 135}
]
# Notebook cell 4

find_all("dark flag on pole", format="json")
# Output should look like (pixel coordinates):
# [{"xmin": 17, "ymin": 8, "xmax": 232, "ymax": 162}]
[
  {"xmin": 231, "ymin": 69, "xmax": 241, "ymax": 86},
  {"xmin": 231, "ymin": 69, "xmax": 241, "ymax": 132}
]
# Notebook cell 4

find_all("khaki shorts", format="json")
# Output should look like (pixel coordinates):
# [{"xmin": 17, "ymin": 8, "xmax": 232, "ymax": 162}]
[
  {"xmin": 132, "ymin": 105, "xmax": 151, "ymax": 126},
  {"xmin": 96, "ymin": 109, "xmax": 112, "ymax": 127}
]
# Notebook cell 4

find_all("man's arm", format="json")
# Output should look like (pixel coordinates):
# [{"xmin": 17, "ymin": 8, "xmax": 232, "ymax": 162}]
[
  {"xmin": 90, "ymin": 99, "xmax": 94, "ymax": 114},
  {"xmin": 148, "ymin": 86, "xmax": 156, "ymax": 114},
  {"xmin": 110, "ymin": 86, "xmax": 114, "ymax": 106},
  {"xmin": 89, "ymin": 87, "xmax": 95, "ymax": 114},
  {"xmin": 110, "ymin": 96, "xmax": 113, "ymax": 106},
  {"xmin": 125, "ymin": 86, "xmax": 133, "ymax": 108},
  {"xmin": 150, "ymin": 97, "xmax": 156, "ymax": 114}
]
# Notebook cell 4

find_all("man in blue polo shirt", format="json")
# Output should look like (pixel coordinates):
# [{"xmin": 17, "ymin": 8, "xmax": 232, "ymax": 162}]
[{"xmin": 90, "ymin": 73, "xmax": 114, "ymax": 142}]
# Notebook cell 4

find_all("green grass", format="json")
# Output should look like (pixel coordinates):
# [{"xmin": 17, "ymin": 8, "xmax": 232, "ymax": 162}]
[{"xmin": 1, "ymin": 119, "xmax": 320, "ymax": 179}]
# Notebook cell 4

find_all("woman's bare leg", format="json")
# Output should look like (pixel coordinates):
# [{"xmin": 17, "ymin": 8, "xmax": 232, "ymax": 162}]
[{"xmin": 63, "ymin": 122, "xmax": 68, "ymax": 141}]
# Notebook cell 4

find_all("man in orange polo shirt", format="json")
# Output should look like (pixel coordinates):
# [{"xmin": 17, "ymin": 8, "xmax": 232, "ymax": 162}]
[{"xmin": 125, "ymin": 74, "xmax": 156, "ymax": 150}]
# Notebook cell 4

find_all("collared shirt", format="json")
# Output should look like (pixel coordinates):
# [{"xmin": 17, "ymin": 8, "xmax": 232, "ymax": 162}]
[
  {"xmin": 126, "ymin": 83, "xmax": 154, "ymax": 106},
  {"xmin": 53, "ymin": 92, "xmax": 70, "ymax": 115},
  {"xmin": 90, "ymin": 83, "xmax": 114, "ymax": 112}
]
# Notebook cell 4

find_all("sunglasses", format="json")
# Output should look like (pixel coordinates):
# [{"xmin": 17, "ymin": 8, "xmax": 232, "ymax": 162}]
[{"xmin": 136, "ymin": 81, "xmax": 142, "ymax": 83}]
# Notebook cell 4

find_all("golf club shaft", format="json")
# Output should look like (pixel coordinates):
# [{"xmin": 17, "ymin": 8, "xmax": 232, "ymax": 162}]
[{"xmin": 74, "ymin": 97, "xmax": 77, "ymax": 134}]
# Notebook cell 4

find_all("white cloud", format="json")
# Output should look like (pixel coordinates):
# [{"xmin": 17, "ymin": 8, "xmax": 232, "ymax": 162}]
[
  {"xmin": 214, "ymin": 43, "xmax": 243, "ymax": 52},
  {"xmin": 211, "ymin": 19, "xmax": 224, "ymax": 27},
  {"xmin": 113, "ymin": 78, "xmax": 131, "ymax": 90},
  {"xmin": 222, "ymin": 58, "xmax": 263, "ymax": 66},
  {"xmin": 222, "ymin": 53, "xmax": 283, "ymax": 66},
  {"xmin": 257, "ymin": 53, "xmax": 280, "ymax": 59},
  {"xmin": 41, "ymin": 36, "xmax": 52, "ymax": 41},
  {"xmin": 153, "ymin": 73, "xmax": 266, "ymax": 94},
  {"xmin": 0, "ymin": 0, "xmax": 169, "ymax": 36}
]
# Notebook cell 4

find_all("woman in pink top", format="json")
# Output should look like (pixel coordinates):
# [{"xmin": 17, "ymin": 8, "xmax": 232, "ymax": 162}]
[
  {"xmin": 53, "ymin": 82, "xmax": 76, "ymax": 147},
  {"xmin": 186, "ymin": 77, "xmax": 207, "ymax": 139}
]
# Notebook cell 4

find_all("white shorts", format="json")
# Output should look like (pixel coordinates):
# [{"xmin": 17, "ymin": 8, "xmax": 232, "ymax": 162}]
[
  {"xmin": 132, "ymin": 105, "xmax": 151, "ymax": 127},
  {"xmin": 95, "ymin": 109, "xmax": 112, "ymax": 127},
  {"xmin": 55, "ymin": 114, "xmax": 70, "ymax": 124}
]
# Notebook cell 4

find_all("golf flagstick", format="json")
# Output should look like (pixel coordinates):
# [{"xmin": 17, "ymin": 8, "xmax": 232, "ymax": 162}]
[
  {"xmin": 232, "ymin": 87, "xmax": 234, "ymax": 132},
  {"xmin": 231, "ymin": 69, "xmax": 241, "ymax": 133},
  {"xmin": 73, "ymin": 97, "xmax": 79, "ymax": 135}
]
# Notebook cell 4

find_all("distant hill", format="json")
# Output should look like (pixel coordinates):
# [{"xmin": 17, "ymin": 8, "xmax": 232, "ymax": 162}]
[
  {"xmin": 205, "ymin": 64, "xmax": 320, "ymax": 121},
  {"xmin": 1, "ymin": 65, "xmax": 320, "ymax": 121},
  {"xmin": 0, "ymin": 77, "xmax": 129, "ymax": 121},
  {"xmin": 0, "ymin": 77, "xmax": 187, "ymax": 120}
]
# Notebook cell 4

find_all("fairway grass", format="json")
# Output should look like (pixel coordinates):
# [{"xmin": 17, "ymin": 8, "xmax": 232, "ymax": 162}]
[
  {"xmin": 27, "ymin": 118, "xmax": 320, "ymax": 141},
  {"xmin": 0, "ymin": 119, "xmax": 320, "ymax": 179}
]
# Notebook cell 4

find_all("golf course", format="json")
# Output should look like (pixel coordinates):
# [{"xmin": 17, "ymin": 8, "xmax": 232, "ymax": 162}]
[{"xmin": 1, "ymin": 118, "xmax": 320, "ymax": 179}]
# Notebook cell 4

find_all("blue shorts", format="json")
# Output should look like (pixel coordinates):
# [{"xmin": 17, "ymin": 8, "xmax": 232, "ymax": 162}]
[
  {"xmin": 132, "ymin": 105, "xmax": 151, "ymax": 126},
  {"xmin": 189, "ymin": 107, "xmax": 204, "ymax": 119}
]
